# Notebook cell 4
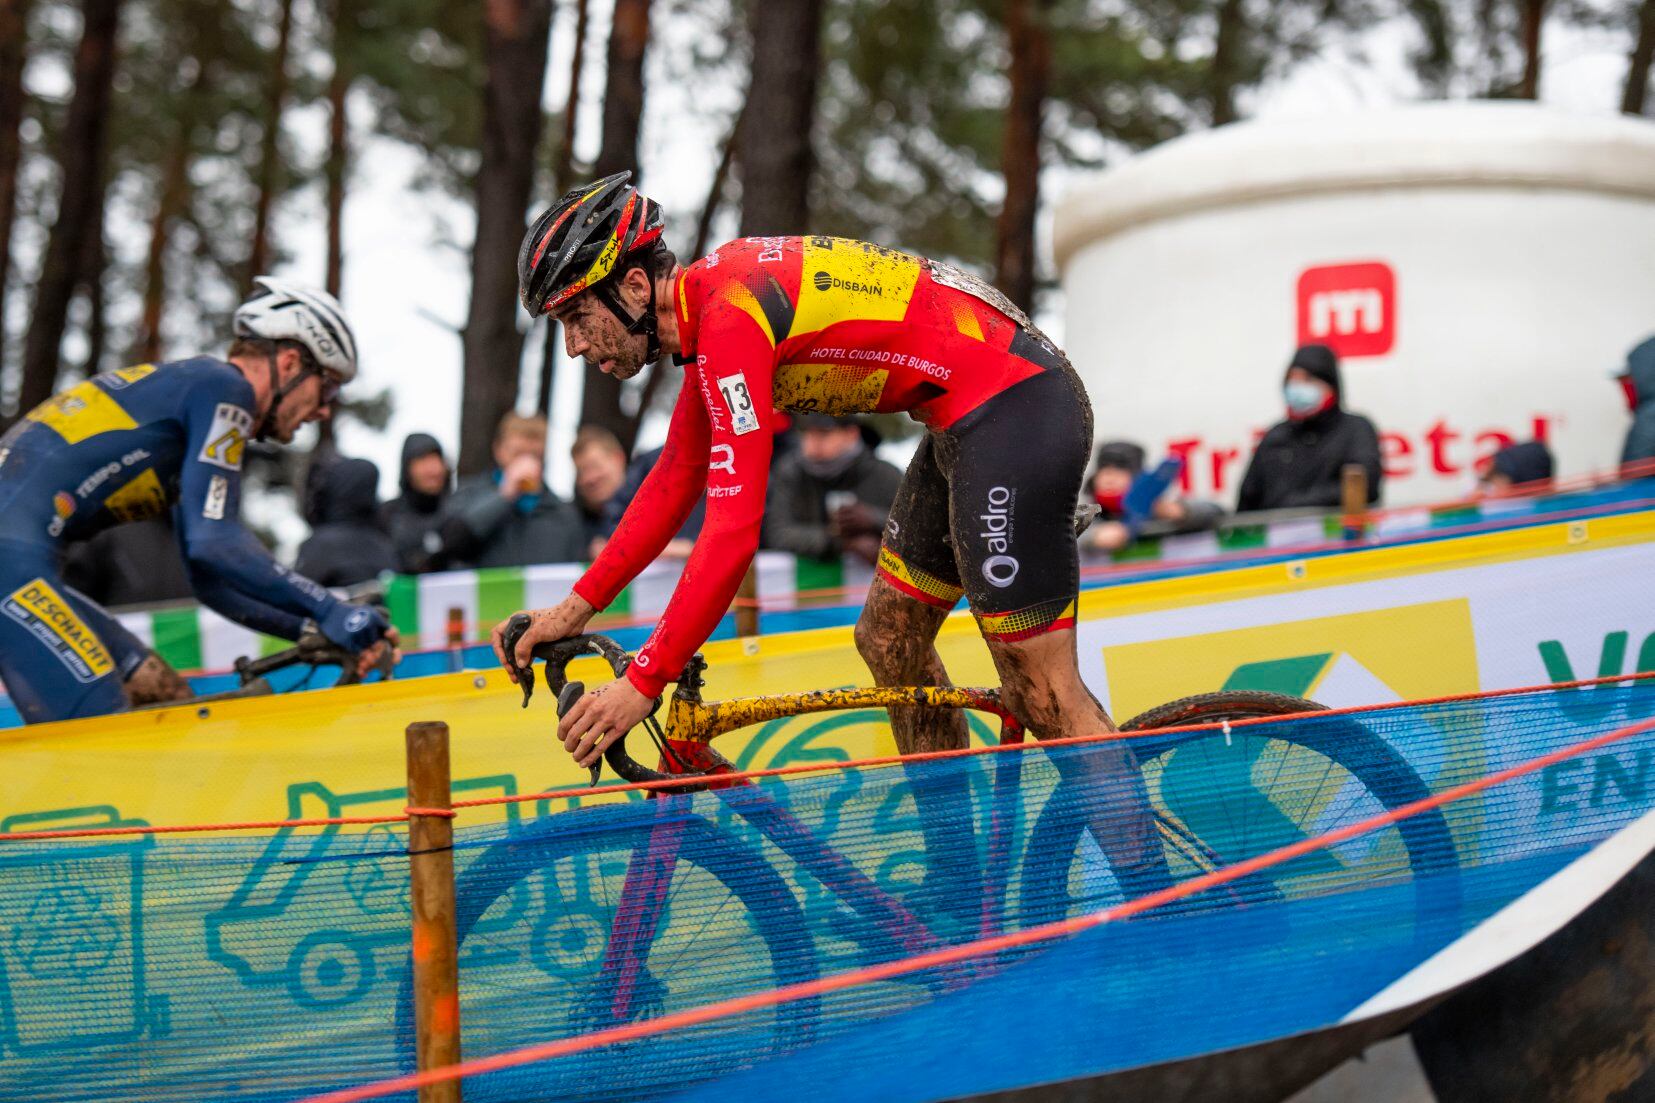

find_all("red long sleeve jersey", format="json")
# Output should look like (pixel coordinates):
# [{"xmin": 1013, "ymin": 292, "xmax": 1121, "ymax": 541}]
[{"xmin": 574, "ymin": 236, "xmax": 1048, "ymax": 697}]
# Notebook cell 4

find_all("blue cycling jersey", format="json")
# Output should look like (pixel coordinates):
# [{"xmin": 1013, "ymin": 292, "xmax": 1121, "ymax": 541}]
[{"xmin": 0, "ymin": 356, "xmax": 340, "ymax": 654}]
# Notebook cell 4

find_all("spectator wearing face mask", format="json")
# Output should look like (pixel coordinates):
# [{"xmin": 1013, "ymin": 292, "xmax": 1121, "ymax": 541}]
[
  {"xmin": 1082, "ymin": 441, "xmax": 1223, "ymax": 555},
  {"xmin": 763, "ymin": 413, "xmax": 901, "ymax": 566},
  {"xmin": 1615, "ymin": 335, "xmax": 1655, "ymax": 470},
  {"xmin": 382, "ymin": 433, "xmax": 453, "ymax": 574},
  {"xmin": 1236, "ymin": 344, "xmax": 1382, "ymax": 514},
  {"xmin": 1476, "ymin": 440, "xmax": 1554, "ymax": 498}
]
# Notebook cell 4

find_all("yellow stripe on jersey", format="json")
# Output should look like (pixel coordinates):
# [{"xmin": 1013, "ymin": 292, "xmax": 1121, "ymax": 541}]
[
  {"xmin": 721, "ymin": 282, "xmax": 777, "ymax": 347},
  {"xmin": 774, "ymin": 363, "xmax": 890, "ymax": 415},
  {"xmin": 25, "ymin": 380, "xmax": 137, "ymax": 444},
  {"xmin": 952, "ymin": 301, "xmax": 984, "ymax": 341},
  {"xmin": 792, "ymin": 237, "xmax": 922, "ymax": 335}
]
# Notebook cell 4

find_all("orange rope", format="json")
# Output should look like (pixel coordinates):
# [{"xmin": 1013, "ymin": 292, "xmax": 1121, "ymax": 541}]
[{"xmin": 298, "ymin": 710, "xmax": 1655, "ymax": 1103}]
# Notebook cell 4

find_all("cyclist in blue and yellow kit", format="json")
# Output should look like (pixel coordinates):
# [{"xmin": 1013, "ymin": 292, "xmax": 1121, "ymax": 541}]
[{"xmin": 0, "ymin": 278, "xmax": 396, "ymax": 724}]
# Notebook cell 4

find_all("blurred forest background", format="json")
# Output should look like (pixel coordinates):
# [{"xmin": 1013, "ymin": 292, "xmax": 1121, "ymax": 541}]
[{"xmin": 1, "ymin": 0, "xmax": 1652, "ymax": 495}]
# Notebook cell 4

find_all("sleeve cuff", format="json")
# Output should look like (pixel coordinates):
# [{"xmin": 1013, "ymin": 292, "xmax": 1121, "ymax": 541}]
[
  {"xmin": 626, "ymin": 659, "xmax": 671, "ymax": 699},
  {"xmin": 572, "ymin": 576, "xmax": 611, "ymax": 613}
]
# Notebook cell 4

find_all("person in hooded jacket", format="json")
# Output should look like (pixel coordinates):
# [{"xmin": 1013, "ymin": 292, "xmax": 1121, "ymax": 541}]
[
  {"xmin": 295, "ymin": 456, "xmax": 398, "ymax": 588},
  {"xmin": 382, "ymin": 432, "xmax": 453, "ymax": 573},
  {"xmin": 1236, "ymin": 344, "xmax": 1383, "ymax": 513},
  {"xmin": 762, "ymin": 413, "xmax": 901, "ymax": 566},
  {"xmin": 1616, "ymin": 335, "xmax": 1655, "ymax": 470}
]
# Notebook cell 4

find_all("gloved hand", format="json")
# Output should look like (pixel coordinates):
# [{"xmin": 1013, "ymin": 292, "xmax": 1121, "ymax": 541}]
[{"xmin": 316, "ymin": 600, "xmax": 392, "ymax": 653}]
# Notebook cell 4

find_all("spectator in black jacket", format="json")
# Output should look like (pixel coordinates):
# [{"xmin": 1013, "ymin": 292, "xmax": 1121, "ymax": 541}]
[
  {"xmin": 382, "ymin": 432, "xmax": 452, "ymax": 574},
  {"xmin": 1477, "ymin": 440, "xmax": 1553, "ymax": 497},
  {"xmin": 1236, "ymin": 344, "xmax": 1382, "ymax": 513},
  {"xmin": 763, "ymin": 413, "xmax": 901, "ymax": 566},
  {"xmin": 439, "ymin": 412, "xmax": 586, "ymax": 568},
  {"xmin": 1081, "ymin": 440, "xmax": 1223, "ymax": 555},
  {"xmin": 295, "ymin": 457, "xmax": 398, "ymax": 588}
]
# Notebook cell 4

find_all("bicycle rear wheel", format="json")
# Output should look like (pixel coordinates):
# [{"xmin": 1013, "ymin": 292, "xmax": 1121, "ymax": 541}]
[
  {"xmin": 1019, "ymin": 691, "xmax": 1460, "ymax": 951},
  {"xmin": 395, "ymin": 803, "xmax": 820, "ymax": 1101}
]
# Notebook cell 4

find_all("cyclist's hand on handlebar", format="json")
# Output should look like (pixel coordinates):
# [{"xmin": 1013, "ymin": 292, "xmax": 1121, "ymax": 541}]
[
  {"xmin": 355, "ymin": 627, "xmax": 402, "ymax": 680},
  {"xmin": 559, "ymin": 677, "xmax": 654, "ymax": 769},
  {"xmin": 317, "ymin": 600, "xmax": 392, "ymax": 652},
  {"xmin": 491, "ymin": 594, "xmax": 596, "ymax": 683}
]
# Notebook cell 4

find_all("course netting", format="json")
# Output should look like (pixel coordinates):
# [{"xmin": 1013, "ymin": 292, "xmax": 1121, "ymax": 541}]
[{"xmin": 1, "ymin": 677, "xmax": 1652, "ymax": 1103}]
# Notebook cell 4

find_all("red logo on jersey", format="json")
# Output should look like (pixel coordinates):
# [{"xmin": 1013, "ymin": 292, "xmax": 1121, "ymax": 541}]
[{"xmin": 1296, "ymin": 262, "xmax": 1395, "ymax": 359}]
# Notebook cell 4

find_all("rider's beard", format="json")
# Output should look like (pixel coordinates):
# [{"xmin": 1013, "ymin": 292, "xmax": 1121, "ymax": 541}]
[{"xmin": 597, "ymin": 334, "xmax": 649, "ymax": 380}]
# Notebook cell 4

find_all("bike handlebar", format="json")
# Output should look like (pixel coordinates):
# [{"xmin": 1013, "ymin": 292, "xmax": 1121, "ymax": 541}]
[
  {"xmin": 233, "ymin": 628, "xmax": 395, "ymax": 687},
  {"xmin": 499, "ymin": 613, "xmax": 681, "ymax": 787}
]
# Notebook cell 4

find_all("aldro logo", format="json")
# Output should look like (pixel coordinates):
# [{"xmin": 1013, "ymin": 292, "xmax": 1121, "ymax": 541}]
[
  {"xmin": 812, "ymin": 270, "xmax": 884, "ymax": 297},
  {"xmin": 978, "ymin": 486, "xmax": 1018, "ymax": 588}
]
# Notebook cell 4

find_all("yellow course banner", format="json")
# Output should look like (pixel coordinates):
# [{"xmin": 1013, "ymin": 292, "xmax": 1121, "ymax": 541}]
[{"xmin": 2, "ymin": 508, "xmax": 1653, "ymax": 832}]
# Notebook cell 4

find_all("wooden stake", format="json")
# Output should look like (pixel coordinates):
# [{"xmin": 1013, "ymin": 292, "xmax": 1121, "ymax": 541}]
[
  {"xmin": 406, "ymin": 721, "xmax": 462, "ymax": 1102},
  {"xmin": 1340, "ymin": 463, "xmax": 1369, "ymax": 543},
  {"xmin": 735, "ymin": 561, "xmax": 760, "ymax": 638}
]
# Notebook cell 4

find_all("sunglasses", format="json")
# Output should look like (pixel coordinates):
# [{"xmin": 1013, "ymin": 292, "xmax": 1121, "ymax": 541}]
[{"xmin": 312, "ymin": 369, "xmax": 344, "ymax": 405}]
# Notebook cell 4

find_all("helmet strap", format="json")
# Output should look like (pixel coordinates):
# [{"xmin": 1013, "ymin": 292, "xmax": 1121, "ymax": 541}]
[
  {"xmin": 257, "ymin": 346, "xmax": 316, "ymax": 442},
  {"xmin": 594, "ymin": 264, "xmax": 661, "ymax": 364}
]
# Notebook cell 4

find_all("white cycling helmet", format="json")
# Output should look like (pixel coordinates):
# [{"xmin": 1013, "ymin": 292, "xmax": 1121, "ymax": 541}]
[{"xmin": 233, "ymin": 277, "xmax": 358, "ymax": 382}]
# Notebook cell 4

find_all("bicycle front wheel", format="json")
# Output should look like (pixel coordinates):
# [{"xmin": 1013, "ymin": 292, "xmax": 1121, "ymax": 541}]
[
  {"xmin": 395, "ymin": 802, "xmax": 820, "ymax": 1101},
  {"xmin": 1019, "ymin": 691, "xmax": 1460, "ymax": 949}
]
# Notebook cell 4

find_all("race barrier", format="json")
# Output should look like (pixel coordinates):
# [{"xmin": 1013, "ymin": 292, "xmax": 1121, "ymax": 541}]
[
  {"xmin": 1, "ymin": 681, "xmax": 1652, "ymax": 1102},
  {"xmin": 4, "ymin": 506, "xmax": 1654, "ymax": 836}
]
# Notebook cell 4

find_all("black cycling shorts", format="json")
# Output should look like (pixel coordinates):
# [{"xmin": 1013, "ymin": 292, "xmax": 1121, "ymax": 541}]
[{"xmin": 877, "ymin": 344, "xmax": 1092, "ymax": 642}]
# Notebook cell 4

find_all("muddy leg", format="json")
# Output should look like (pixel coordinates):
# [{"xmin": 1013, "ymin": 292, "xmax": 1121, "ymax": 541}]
[
  {"xmin": 123, "ymin": 652, "xmax": 192, "ymax": 707},
  {"xmin": 855, "ymin": 576, "xmax": 980, "ymax": 909},
  {"xmin": 986, "ymin": 628, "xmax": 1172, "ymax": 899}
]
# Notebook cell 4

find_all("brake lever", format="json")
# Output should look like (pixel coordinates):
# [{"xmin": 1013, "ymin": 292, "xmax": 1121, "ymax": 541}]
[
  {"xmin": 501, "ymin": 612, "xmax": 537, "ymax": 707},
  {"xmin": 555, "ymin": 680, "xmax": 601, "ymax": 786}
]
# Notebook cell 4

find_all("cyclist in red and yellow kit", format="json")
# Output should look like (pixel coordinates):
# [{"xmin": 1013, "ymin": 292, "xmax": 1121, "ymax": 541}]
[{"xmin": 495, "ymin": 173, "xmax": 1165, "ymax": 889}]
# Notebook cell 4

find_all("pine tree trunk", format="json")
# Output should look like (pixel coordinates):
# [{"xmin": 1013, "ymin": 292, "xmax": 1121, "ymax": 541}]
[
  {"xmin": 246, "ymin": 0, "xmax": 294, "ymax": 289},
  {"xmin": 551, "ymin": 0, "xmax": 588, "ymax": 196},
  {"xmin": 457, "ymin": 0, "xmax": 554, "ymax": 476},
  {"xmin": 993, "ymin": 0, "xmax": 1050, "ymax": 313},
  {"xmin": 1517, "ymin": 0, "xmax": 1545, "ymax": 99},
  {"xmin": 580, "ymin": 0, "xmax": 652, "ymax": 446},
  {"xmin": 78, "ymin": 221, "xmax": 105, "ymax": 376},
  {"xmin": 325, "ymin": 0, "xmax": 349, "ymax": 300},
  {"xmin": 693, "ymin": 104, "xmax": 743, "ymax": 259},
  {"xmin": 1624, "ymin": 0, "xmax": 1655, "ymax": 114},
  {"xmin": 539, "ymin": 0, "xmax": 591, "ymax": 422},
  {"xmin": 1208, "ymin": 0, "xmax": 1246, "ymax": 126},
  {"xmin": 737, "ymin": 0, "xmax": 823, "ymax": 237},
  {"xmin": 0, "ymin": 0, "xmax": 30, "ymax": 371},
  {"xmin": 18, "ymin": 0, "xmax": 120, "ymax": 415},
  {"xmin": 133, "ymin": 135, "xmax": 190, "ymax": 363}
]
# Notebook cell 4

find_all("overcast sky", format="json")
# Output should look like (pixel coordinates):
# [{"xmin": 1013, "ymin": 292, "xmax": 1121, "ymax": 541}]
[{"xmin": 235, "ymin": 6, "xmax": 1643, "ymax": 547}]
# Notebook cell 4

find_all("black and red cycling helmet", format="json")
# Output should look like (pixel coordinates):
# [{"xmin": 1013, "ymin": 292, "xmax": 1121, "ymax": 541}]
[{"xmin": 519, "ymin": 172, "xmax": 669, "ymax": 359}]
